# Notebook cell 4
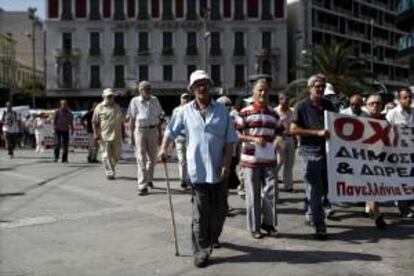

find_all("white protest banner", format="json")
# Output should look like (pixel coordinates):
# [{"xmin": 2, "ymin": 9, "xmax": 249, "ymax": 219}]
[{"xmin": 325, "ymin": 111, "xmax": 414, "ymax": 203}]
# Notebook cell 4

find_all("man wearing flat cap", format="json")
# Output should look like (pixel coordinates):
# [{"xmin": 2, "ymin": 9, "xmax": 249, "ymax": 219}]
[
  {"xmin": 159, "ymin": 70, "xmax": 238, "ymax": 268},
  {"xmin": 93, "ymin": 88, "xmax": 123, "ymax": 180},
  {"xmin": 128, "ymin": 81, "xmax": 165, "ymax": 195}
]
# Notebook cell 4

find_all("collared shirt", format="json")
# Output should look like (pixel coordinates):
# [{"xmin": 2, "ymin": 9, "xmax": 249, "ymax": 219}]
[
  {"xmin": 236, "ymin": 102, "xmax": 283, "ymax": 168},
  {"xmin": 128, "ymin": 95, "xmax": 164, "ymax": 128},
  {"xmin": 165, "ymin": 99, "xmax": 238, "ymax": 184},
  {"xmin": 292, "ymin": 96, "xmax": 335, "ymax": 149},
  {"xmin": 54, "ymin": 109, "xmax": 73, "ymax": 132},
  {"xmin": 386, "ymin": 105, "xmax": 414, "ymax": 126},
  {"xmin": 92, "ymin": 102, "xmax": 123, "ymax": 141},
  {"xmin": 340, "ymin": 107, "xmax": 368, "ymax": 117}
]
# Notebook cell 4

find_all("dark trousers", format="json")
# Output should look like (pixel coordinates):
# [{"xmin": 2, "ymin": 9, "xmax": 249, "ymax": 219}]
[
  {"xmin": 5, "ymin": 132, "xmax": 18, "ymax": 156},
  {"xmin": 54, "ymin": 130, "xmax": 69, "ymax": 162},
  {"xmin": 191, "ymin": 180, "xmax": 228, "ymax": 257}
]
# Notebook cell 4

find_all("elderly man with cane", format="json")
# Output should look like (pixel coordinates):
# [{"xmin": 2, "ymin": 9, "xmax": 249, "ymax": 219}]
[{"xmin": 158, "ymin": 70, "xmax": 238, "ymax": 268}]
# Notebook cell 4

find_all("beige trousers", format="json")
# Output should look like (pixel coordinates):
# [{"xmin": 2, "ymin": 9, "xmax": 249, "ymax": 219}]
[
  {"xmin": 134, "ymin": 128, "xmax": 159, "ymax": 190},
  {"xmin": 100, "ymin": 141, "xmax": 117, "ymax": 177}
]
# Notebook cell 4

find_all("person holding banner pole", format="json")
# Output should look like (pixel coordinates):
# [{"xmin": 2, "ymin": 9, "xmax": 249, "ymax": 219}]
[
  {"xmin": 365, "ymin": 94, "xmax": 387, "ymax": 229},
  {"xmin": 290, "ymin": 75, "xmax": 336, "ymax": 240},
  {"xmin": 385, "ymin": 88, "xmax": 414, "ymax": 219}
]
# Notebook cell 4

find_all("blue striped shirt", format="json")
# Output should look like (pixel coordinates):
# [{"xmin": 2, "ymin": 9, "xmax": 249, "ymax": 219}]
[{"xmin": 165, "ymin": 100, "xmax": 238, "ymax": 184}]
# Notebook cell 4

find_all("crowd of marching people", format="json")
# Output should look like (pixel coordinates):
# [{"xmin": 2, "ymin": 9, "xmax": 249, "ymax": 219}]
[{"xmin": 1, "ymin": 70, "xmax": 413, "ymax": 268}]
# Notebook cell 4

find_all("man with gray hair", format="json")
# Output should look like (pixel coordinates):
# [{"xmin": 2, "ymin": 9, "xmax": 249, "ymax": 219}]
[
  {"xmin": 290, "ymin": 74, "xmax": 336, "ymax": 240},
  {"xmin": 128, "ymin": 81, "xmax": 165, "ymax": 195}
]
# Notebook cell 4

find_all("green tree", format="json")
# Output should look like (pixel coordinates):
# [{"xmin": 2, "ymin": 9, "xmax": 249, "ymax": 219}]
[{"xmin": 288, "ymin": 43, "xmax": 369, "ymax": 103}]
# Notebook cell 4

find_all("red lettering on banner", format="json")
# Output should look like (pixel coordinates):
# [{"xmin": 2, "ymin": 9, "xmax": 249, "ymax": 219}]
[
  {"xmin": 363, "ymin": 121, "xmax": 392, "ymax": 146},
  {"xmin": 334, "ymin": 117, "xmax": 364, "ymax": 141}
]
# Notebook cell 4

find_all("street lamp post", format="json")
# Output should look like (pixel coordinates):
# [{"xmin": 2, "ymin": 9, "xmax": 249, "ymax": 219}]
[
  {"xmin": 202, "ymin": 8, "xmax": 210, "ymax": 72},
  {"xmin": 370, "ymin": 19, "xmax": 374, "ymax": 89},
  {"xmin": 28, "ymin": 7, "xmax": 37, "ymax": 108}
]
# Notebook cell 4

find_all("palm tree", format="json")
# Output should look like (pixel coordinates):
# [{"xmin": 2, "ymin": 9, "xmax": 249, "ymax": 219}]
[{"xmin": 287, "ymin": 42, "xmax": 369, "ymax": 103}]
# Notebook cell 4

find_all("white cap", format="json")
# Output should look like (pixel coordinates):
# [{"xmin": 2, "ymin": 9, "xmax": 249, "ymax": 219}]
[
  {"xmin": 102, "ymin": 88, "xmax": 117, "ymax": 97},
  {"xmin": 324, "ymin": 83, "xmax": 335, "ymax": 95},
  {"xmin": 187, "ymin": 70, "xmax": 212, "ymax": 91}
]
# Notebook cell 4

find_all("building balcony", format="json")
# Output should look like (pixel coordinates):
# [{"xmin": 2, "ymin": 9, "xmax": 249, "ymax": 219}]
[
  {"xmin": 114, "ymin": 80, "xmax": 125, "ymax": 88},
  {"xmin": 186, "ymin": 13, "xmax": 197, "ymax": 20},
  {"xmin": 210, "ymin": 47, "xmax": 222, "ymax": 56},
  {"xmin": 89, "ymin": 48, "xmax": 101, "ymax": 56},
  {"xmin": 54, "ymin": 48, "xmax": 81, "ymax": 60},
  {"xmin": 234, "ymin": 13, "xmax": 245, "ymax": 20},
  {"xmin": 113, "ymin": 13, "xmax": 126, "ymax": 21},
  {"xmin": 113, "ymin": 47, "xmax": 125, "ymax": 56},
  {"xmin": 234, "ymin": 80, "xmax": 245, "ymax": 87},
  {"xmin": 90, "ymin": 80, "xmax": 101, "ymax": 89},
  {"xmin": 137, "ymin": 12, "xmax": 149, "ymax": 20},
  {"xmin": 61, "ymin": 12, "xmax": 73, "ymax": 20},
  {"xmin": 138, "ymin": 48, "xmax": 150, "ymax": 55},
  {"xmin": 186, "ymin": 46, "xmax": 198, "ymax": 56},
  {"xmin": 162, "ymin": 47, "xmax": 174, "ymax": 56},
  {"xmin": 210, "ymin": 12, "xmax": 221, "ymax": 21},
  {"xmin": 233, "ymin": 47, "xmax": 246, "ymax": 56},
  {"xmin": 88, "ymin": 13, "xmax": 101, "ymax": 20},
  {"xmin": 162, "ymin": 13, "xmax": 174, "ymax": 20}
]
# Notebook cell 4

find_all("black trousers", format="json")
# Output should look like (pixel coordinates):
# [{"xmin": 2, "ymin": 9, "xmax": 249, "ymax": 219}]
[
  {"xmin": 191, "ymin": 180, "xmax": 228, "ymax": 257},
  {"xmin": 54, "ymin": 130, "xmax": 69, "ymax": 161}
]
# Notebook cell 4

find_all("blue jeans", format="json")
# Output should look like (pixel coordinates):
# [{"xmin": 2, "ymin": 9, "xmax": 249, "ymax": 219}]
[{"xmin": 300, "ymin": 146, "xmax": 327, "ymax": 230}]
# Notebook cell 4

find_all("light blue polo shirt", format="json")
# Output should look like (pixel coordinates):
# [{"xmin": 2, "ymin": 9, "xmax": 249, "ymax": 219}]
[{"xmin": 165, "ymin": 99, "xmax": 238, "ymax": 184}]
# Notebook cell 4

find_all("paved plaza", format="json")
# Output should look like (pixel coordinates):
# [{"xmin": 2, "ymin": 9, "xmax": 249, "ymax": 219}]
[{"xmin": 0, "ymin": 149, "xmax": 413, "ymax": 276}]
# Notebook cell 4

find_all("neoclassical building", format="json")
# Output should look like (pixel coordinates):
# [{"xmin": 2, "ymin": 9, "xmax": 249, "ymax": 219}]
[{"xmin": 45, "ymin": 0, "xmax": 288, "ymax": 108}]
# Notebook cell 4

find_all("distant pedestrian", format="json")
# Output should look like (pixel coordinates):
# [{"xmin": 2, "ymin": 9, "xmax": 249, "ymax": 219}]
[
  {"xmin": 171, "ymin": 92, "xmax": 190, "ymax": 189},
  {"xmin": 236, "ymin": 79, "xmax": 282, "ymax": 239},
  {"xmin": 1, "ymin": 101, "xmax": 21, "ymax": 158},
  {"xmin": 82, "ymin": 102, "xmax": 99, "ymax": 163},
  {"xmin": 34, "ymin": 113, "xmax": 47, "ymax": 152},
  {"xmin": 290, "ymin": 75, "xmax": 336, "ymax": 240},
  {"xmin": 128, "ymin": 81, "xmax": 165, "ymax": 195},
  {"xmin": 93, "ymin": 89, "xmax": 123, "ymax": 180},
  {"xmin": 275, "ymin": 91, "xmax": 296, "ymax": 192},
  {"xmin": 53, "ymin": 100, "xmax": 74, "ymax": 163},
  {"xmin": 159, "ymin": 70, "xmax": 238, "ymax": 268},
  {"xmin": 340, "ymin": 94, "xmax": 368, "ymax": 117}
]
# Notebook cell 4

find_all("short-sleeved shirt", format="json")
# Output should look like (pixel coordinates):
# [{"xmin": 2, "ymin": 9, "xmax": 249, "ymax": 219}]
[
  {"xmin": 165, "ymin": 99, "xmax": 238, "ymax": 184},
  {"xmin": 128, "ymin": 95, "xmax": 164, "ymax": 128},
  {"xmin": 236, "ymin": 102, "xmax": 283, "ymax": 168},
  {"xmin": 292, "ymin": 96, "xmax": 335, "ymax": 149},
  {"xmin": 386, "ymin": 105, "xmax": 414, "ymax": 126},
  {"xmin": 92, "ymin": 102, "xmax": 123, "ymax": 142},
  {"xmin": 171, "ymin": 105, "xmax": 186, "ymax": 142},
  {"xmin": 54, "ymin": 109, "xmax": 73, "ymax": 132},
  {"xmin": 1, "ymin": 110, "xmax": 20, "ymax": 133}
]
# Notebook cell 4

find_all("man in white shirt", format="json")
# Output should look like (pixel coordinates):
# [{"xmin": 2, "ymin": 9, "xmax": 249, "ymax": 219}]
[
  {"xmin": 385, "ymin": 88, "xmax": 414, "ymax": 218},
  {"xmin": 128, "ymin": 81, "xmax": 165, "ymax": 195},
  {"xmin": 1, "ymin": 102, "xmax": 20, "ymax": 158},
  {"xmin": 340, "ymin": 94, "xmax": 368, "ymax": 117}
]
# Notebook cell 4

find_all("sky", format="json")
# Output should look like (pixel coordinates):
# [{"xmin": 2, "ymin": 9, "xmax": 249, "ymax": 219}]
[{"xmin": 0, "ymin": 0, "xmax": 45, "ymax": 19}]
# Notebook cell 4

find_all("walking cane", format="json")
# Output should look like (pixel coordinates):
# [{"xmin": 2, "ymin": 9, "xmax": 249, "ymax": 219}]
[{"xmin": 163, "ymin": 161, "xmax": 180, "ymax": 256}]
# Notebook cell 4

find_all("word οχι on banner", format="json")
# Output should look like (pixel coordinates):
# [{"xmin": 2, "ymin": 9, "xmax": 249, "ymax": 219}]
[{"xmin": 325, "ymin": 111, "xmax": 414, "ymax": 203}]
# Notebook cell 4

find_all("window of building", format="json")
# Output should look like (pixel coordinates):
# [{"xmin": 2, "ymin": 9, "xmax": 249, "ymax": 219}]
[
  {"xmin": 128, "ymin": 0, "xmax": 136, "ymax": 18},
  {"xmin": 89, "ymin": 0, "xmax": 100, "ymax": 20},
  {"xmin": 262, "ymin": 60, "xmax": 271, "ymax": 75},
  {"xmin": 75, "ymin": 0, "xmax": 86, "ymax": 18},
  {"xmin": 114, "ymin": 0, "xmax": 125, "ymax": 20},
  {"xmin": 138, "ymin": 0, "xmax": 149, "ymax": 19},
  {"xmin": 211, "ymin": 0, "xmax": 220, "ymax": 20},
  {"xmin": 175, "ymin": 0, "xmax": 184, "ymax": 18},
  {"xmin": 248, "ymin": 0, "xmax": 259, "ymax": 18},
  {"xmin": 186, "ymin": 0, "xmax": 197, "ymax": 20},
  {"xmin": 62, "ymin": 33, "xmax": 72, "ymax": 52},
  {"xmin": 162, "ymin": 32, "xmax": 173, "ymax": 55},
  {"xmin": 210, "ymin": 32, "xmax": 221, "ymax": 55},
  {"xmin": 114, "ymin": 65, "xmax": 125, "ymax": 88},
  {"xmin": 89, "ymin": 32, "xmax": 100, "ymax": 55},
  {"xmin": 62, "ymin": 62, "xmax": 73, "ymax": 88},
  {"xmin": 163, "ymin": 65, "xmax": 173, "ymax": 81},
  {"xmin": 103, "ymin": 0, "xmax": 111, "ymax": 18},
  {"xmin": 262, "ymin": 0, "xmax": 272, "ymax": 20},
  {"xmin": 262, "ymin": 32, "xmax": 271, "ymax": 49},
  {"xmin": 139, "ymin": 65, "xmax": 148, "ymax": 81},
  {"xmin": 152, "ymin": 0, "xmax": 160, "ymax": 18},
  {"xmin": 90, "ymin": 65, "xmax": 101, "ymax": 88},
  {"xmin": 235, "ymin": 65, "xmax": 245, "ymax": 87},
  {"xmin": 49, "ymin": 0, "xmax": 59, "ymax": 18},
  {"xmin": 200, "ymin": 0, "xmax": 207, "ymax": 17},
  {"xmin": 275, "ymin": 0, "xmax": 284, "ymax": 18},
  {"xmin": 138, "ymin": 32, "xmax": 149, "ymax": 53},
  {"xmin": 162, "ymin": 0, "xmax": 173, "ymax": 20},
  {"xmin": 186, "ymin": 32, "xmax": 197, "ymax": 55},
  {"xmin": 187, "ymin": 64, "xmax": 196, "ymax": 79},
  {"xmin": 114, "ymin": 32, "xmax": 125, "ymax": 55},
  {"xmin": 62, "ymin": 0, "xmax": 73, "ymax": 20},
  {"xmin": 223, "ymin": 0, "xmax": 231, "ymax": 18},
  {"xmin": 234, "ymin": 0, "xmax": 245, "ymax": 20},
  {"xmin": 211, "ymin": 65, "xmax": 221, "ymax": 85},
  {"xmin": 234, "ymin": 32, "xmax": 245, "ymax": 55}
]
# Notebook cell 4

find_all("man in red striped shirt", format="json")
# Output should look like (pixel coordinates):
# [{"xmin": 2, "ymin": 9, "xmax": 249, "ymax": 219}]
[{"xmin": 236, "ymin": 78, "xmax": 283, "ymax": 239}]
